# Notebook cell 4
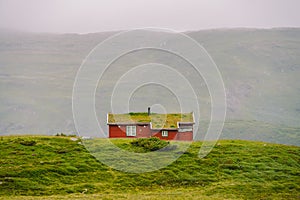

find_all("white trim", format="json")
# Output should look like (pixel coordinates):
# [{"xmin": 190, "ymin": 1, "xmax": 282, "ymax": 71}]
[
  {"xmin": 192, "ymin": 111, "xmax": 195, "ymax": 123},
  {"xmin": 178, "ymin": 122, "xmax": 195, "ymax": 125},
  {"xmin": 178, "ymin": 128, "xmax": 193, "ymax": 132}
]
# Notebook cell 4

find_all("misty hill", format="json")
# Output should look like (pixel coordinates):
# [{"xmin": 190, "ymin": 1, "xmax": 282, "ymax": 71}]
[{"xmin": 0, "ymin": 28, "xmax": 299, "ymax": 145}]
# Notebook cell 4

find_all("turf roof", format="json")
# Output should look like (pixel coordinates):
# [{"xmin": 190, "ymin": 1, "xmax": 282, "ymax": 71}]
[{"xmin": 107, "ymin": 112, "xmax": 194, "ymax": 129}]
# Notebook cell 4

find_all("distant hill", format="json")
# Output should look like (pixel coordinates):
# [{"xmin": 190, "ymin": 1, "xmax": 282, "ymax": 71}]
[
  {"xmin": 0, "ymin": 136, "xmax": 299, "ymax": 199},
  {"xmin": 0, "ymin": 28, "xmax": 299, "ymax": 146}
]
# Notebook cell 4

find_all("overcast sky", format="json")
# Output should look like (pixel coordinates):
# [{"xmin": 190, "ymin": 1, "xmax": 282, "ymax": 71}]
[{"xmin": 0, "ymin": 0, "xmax": 299, "ymax": 33}]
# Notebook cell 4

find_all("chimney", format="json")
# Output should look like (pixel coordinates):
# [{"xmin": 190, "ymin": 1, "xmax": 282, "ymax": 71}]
[{"xmin": 148, "ymin": 107, "xmax": 151, "ymax": 116}]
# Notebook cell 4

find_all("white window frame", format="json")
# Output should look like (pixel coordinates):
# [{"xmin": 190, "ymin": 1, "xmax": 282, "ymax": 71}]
[
  {"xmin": 162, "ymin": 130, "xmax": 168, "ymax": 137},
  {"xmin": 126, "ymin": 126, "xmax": 136, "ymax": 136}
]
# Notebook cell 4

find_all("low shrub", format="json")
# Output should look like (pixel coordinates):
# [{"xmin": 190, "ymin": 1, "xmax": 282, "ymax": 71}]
[
  {"xmin": 55, "ymin": 133, "xmax": 66, "ymax": 137},
  {"xmin": 19, "ymin": 140, "xmax": 36, "ymax": 146},
  {"xmin": 130, "ymin": 137, "xmax": 169, "ymax": 151}
]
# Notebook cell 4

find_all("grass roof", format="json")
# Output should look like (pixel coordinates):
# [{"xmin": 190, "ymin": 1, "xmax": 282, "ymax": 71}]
[{"xmin": 107, "ymin": 112, "xmax": 194, "ymax": 129}]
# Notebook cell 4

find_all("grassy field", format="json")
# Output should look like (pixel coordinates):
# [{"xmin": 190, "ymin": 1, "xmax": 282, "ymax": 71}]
[{"xmin": 0, "ymin": 135, "xmax": 299, "ymax": 199}]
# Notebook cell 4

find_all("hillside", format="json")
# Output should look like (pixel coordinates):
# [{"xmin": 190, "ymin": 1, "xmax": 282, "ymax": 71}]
[
  {"xmin": 0, "ymin": 136, "xmax": 299, "ymax": 199},
  {"xmin": 0, "ymin": 28, "xmax": 300, "ymax": 146}
]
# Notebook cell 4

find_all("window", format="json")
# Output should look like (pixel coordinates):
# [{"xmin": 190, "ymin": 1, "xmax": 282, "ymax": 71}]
[
  {"xmin": 162, "ymin": 130, "xmax": 168, "ymax": 137},
  {"xmin": 126, "ymin": 126, "xmax": 136, "ymax": 136}
]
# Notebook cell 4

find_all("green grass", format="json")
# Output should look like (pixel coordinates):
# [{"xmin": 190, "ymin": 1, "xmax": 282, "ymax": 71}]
[
  {"xmin": 107, "ymin": 112, "xmax": 194, "ymax": 129},
  {"xmin": 0, "ymin": 135, "xmax": 299, "ymax": 199}
]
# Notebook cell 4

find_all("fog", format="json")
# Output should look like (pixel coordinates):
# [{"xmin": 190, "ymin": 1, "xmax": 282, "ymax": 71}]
[{"xmin": 0, "ymin": 0, "xmax": 299, "ymax": 33}]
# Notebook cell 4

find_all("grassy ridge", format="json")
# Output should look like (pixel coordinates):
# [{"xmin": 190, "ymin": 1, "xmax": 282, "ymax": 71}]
[{"xmin": 0, "ymin": 136, "xmax": 299, "ymax": 199}]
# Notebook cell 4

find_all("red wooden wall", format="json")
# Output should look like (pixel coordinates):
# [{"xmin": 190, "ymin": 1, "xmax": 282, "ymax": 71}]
[
  {"xmin": 176, "ymin": 131, "xmax": 193, "ymax": 141},
  {"xmin": 152, "ymin": 130, "xmax": 177, "ymax": 140},
  {"xmin": 109, "ymin": 125, "xmax": 151, "ymax": 138},
  {"xmin": 109, "ymin": 125, "xmax": 193, "ymax": 141}
]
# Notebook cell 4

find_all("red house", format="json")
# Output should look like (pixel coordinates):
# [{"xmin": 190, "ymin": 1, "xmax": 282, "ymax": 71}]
[{"xmin": 107, "ymin": 110, "xmax": 194, "ymax": 141}]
